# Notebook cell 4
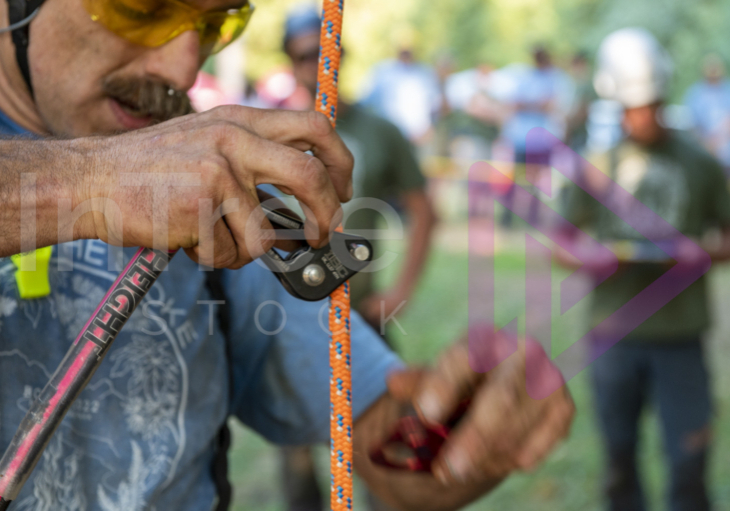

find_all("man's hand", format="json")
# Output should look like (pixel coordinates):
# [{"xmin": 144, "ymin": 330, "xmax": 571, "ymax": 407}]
[
  {"xmin": 71, "ymin": 106, "xmax": 353, "ymax": 268},
  {"xmin": 354, "ymin": 329, "xmax": 575, "ymax": 511}
]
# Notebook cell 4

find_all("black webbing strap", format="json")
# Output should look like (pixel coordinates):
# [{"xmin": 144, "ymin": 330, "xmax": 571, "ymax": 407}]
[
  {"xmin": 204, "ymin": 269, "xmax": 234, "ymax": 511},
  {"xmin": 7, "ymin": 0, "xmax": 44, "ymax": 96}
]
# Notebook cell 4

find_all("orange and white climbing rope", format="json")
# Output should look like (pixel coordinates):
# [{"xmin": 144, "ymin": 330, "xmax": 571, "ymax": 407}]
[{"xmin": 316, "ymin": 1, "xmax": 353, "ymax": 510}]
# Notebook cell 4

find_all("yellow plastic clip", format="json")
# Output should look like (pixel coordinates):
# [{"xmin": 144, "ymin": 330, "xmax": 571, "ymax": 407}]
[{"xmin": 11, "ymin": 247, "xmax": 53, "ymax": 299}]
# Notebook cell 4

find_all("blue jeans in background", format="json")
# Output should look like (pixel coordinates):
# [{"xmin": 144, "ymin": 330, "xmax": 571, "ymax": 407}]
[{"xmin": 590, "ymin": 338, "xmax": 712, "ymax": 511}]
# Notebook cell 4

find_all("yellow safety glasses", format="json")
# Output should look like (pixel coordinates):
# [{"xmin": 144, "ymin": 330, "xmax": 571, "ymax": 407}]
[{"xmin": 83, "ymin": 0, "xmax": 254, "ymax": 54}]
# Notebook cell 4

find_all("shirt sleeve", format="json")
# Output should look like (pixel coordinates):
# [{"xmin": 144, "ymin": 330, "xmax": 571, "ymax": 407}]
[{"xmin": 224, "ymin": 262, "xmax": 403, "ymax": 445}]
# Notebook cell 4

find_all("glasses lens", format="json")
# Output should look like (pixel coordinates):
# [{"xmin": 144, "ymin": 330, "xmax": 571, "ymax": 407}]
[
  {"xmin": 208, "ymin": 3, "xmax": 253, "ymax": 54},
  {"xmin": 84, "ymin": 0, "xmax": 195, "ymax": 47},
  {"xmin": 85, "ymin": 0, "xmax": 253, "ymax": 51}
]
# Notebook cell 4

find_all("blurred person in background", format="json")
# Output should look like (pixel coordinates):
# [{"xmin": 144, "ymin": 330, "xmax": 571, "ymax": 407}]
[
  {"xmin": 238, "ymin": 77, "xmax": 268, "ymax": 109},
  {"xmin": 439, "ymin": 61, "xmax": 504, "ymax": 162},
  {"xmin": 253, "ymin": 66, "xmax": 311, "ymax": 110},
  {"xmin": 566, "ymin": 51, "xmax": 596, "ymax": 153},
  {"xmin": 684, "ymin": 53, "xmax": 730, "ymax": 175},
  {"xmin": 188, "ymin": 70, "xmax": 235, "ymax": 112},
  {"xmin": 501, "ymin": 45, "xmax": 574, "ymax": 166},
  {"xmin": 279, "ymin": 7, "xmax": 437, "ymax": 511},
  {"xmin": 360, "ymin": 28, "xmax": 442, "ymax": 146},
  {"xmin": 561, "ymin": 28, "xmax": 730, "ymax": 511},
  {"xmin": 500, "ymin": 45, "xmax": 574, "ymax": 226}
]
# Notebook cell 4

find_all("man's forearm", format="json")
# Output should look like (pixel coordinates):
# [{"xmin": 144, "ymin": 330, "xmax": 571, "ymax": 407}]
[
  {"xmin": 395, "ymin": 190, "xmax": 437, "ymax": 298},
  {"xmin": 0, "ymin": 138, "xmax": 92, "ymax": 257},
  {"xmin": 0, "ymin": 107, "xmax": 357, "ymax": 269}
]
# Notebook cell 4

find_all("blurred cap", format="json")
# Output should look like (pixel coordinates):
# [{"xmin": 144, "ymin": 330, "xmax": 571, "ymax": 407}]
[
  {"xmin": 593, "ymin": 28, "xmax": 673, "ymax": 108},
  {"xmin": 283, "ymin": 5, "xmax": 321, "ymax": 49}
]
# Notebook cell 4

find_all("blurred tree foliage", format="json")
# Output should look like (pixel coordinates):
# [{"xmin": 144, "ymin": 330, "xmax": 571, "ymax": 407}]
[
  {"xmin": 584, "ymin": 0, "xmax": 730, "ymax": 100},
  {"xmin": 241, "ymin": 0, "xmax": 730, "ymax": 101}
]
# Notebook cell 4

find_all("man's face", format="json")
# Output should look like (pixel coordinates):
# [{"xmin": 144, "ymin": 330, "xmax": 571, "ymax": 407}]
[
  {"xmin": 623, "ymin": 103, "xmax": 665, "ymax": 146},
  {"xmin": 397, "ymin": 48, "xmax": 414, "ymax": 64},
  {"xmin": 27, "ymin": 0, "xmax": 236, "ymax": 136},
  {"xmin": 285, "ymin": 31, "xmax": 320, "ymax": 99},
  {"xmin": 704, "ymin": 62, "xmax": 725, "ymax": 84},
  {"xmin": 570, "ymin": 59, "xmax": 588, "ymax": 79},
  {"xmin": 533, "ymin": 49, "xmax": 551, "ymax": 69}
]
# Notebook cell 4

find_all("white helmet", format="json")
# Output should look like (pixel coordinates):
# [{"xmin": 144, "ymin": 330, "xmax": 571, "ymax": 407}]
[{"xmin": 593, "ymin": 28, "xmax": 673, "ymax": 108}]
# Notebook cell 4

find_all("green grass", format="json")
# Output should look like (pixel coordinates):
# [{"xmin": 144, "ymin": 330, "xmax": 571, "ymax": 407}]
[{"xmin": 228, "ymin": 229, "xmax": 730, "ymax": 510}]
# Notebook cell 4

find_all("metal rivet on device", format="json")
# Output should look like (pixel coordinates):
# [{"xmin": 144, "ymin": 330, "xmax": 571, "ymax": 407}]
[
  {"xmin": 350, "ymin": 244, "xmax": 370, "ymax": 262},
  {"xmin": 303, "ymin": 264, "xmax": 326, "ymax": 286}
]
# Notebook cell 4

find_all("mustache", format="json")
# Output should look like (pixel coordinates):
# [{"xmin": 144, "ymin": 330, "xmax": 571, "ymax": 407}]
[{"xmin": 102, "ymin": 76, "xmax": 194, "ymax": 124}]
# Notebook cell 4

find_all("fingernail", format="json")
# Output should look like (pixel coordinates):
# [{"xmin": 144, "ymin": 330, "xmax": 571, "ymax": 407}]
[
  {"xmin": 417, "ymin": 394, "xmax": 442, "ymax": 423},
  {"xmin": 444, "ymin": 450, "xmax": 470, "ymax": 484},
  {"xmin": 433, "ymin": 463, "xmax": 449, "ymax": 485}
]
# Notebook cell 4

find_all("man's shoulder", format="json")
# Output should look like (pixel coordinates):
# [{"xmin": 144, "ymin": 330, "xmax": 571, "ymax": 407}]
[
  {"xmin": 596, "ymin": 131, "xmax": 720, "ymax": 168},
  {"xmin": 668, "ymin": 130, "xmax": 721, "ymax": 167},
  {"xmin": 686, "ymin": 80, "xmax": 730, "ymax": 100},
  {"xmin": 371, "ymin": 60, "xmax": 399, "ymax": 76}
]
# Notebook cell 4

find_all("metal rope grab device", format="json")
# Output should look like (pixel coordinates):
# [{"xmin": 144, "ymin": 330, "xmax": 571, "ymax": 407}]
[{"xmin": 0, "ymin": 1, "xmax": 360, "ymax": 508}]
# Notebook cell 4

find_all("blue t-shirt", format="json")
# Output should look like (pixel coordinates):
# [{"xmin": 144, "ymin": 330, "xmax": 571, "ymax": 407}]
[
  {"xmin": 0, "ymin": 109, "xmax": 27, "ymax": 136},
  {"xmin": 360, "ymin": 60, "xmax": 441, "ymax": 141},
  {"xmin": 684, "ymin": 79, "xmax": 730, "ymax": 167},
  {"xmin": 502, "ymin": 66, "xmax": 574, "ymax": 153},
  {"xmin": 0, "ymin": 116, "xmax": 401, "ymax": 510}
]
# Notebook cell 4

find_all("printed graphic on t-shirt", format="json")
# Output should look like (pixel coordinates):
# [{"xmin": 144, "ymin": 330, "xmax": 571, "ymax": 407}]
[{"xmin": 0, "ymin": 241, "xmax": 191, "ymax": 511}]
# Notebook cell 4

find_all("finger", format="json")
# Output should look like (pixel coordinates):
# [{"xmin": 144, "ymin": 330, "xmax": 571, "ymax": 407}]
[
  {"xmin": 523, "ymin": 338, "xmax": 567, "ymax": 400},
  {"xmin": 212, "ymin": 107, "xmax": 354, "ymax": 201},
  {"xmin": 186, "ymin": 214, "xmax": 239, "ymax": 268},
  {"xmin": 222, "ymin": 190, "xmax": 276, "ymax": 266},
  {"xmin": 430, "ymin": 367, "xmax": 526, "ymax": 485},
  {"xmin": 220, "ymin": 130, "xmax": 342, "ymax": 249},
  {"xmin": 478, "ymin": 340, "xmax": 568, "ymax": 455},
  {"xmin": 413, "ymin": 342, "xmax": 481, "ymax": 425},
  {"xmin": 516, "ymin": 389, "xmax": 575, "ymax": 471},
  {"xmin": 429, "ymin": 340, "xmax": 559, "ymax": 485},
  {"xmin": 386, "ymin": 368, "xmax": 428, "ymax": 403}
]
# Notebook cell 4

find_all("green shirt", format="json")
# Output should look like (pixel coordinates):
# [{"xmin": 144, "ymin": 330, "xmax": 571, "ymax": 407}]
[
  {"xmin": 563, "ymin": 130, "xmax": 730, "ymax": 341},
  {"xmin": 337, "ymin": 104, "xmax": 426, "ymax": 310}
]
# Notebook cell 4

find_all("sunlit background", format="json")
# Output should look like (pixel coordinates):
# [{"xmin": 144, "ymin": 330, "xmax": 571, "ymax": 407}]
[
  {"xmin": 212, "ymin": 0, "xmax": 730, "ymax": 102},
  {"xmin": 192, "ymin": 1, "xmax": 730, "ymax": 510}
]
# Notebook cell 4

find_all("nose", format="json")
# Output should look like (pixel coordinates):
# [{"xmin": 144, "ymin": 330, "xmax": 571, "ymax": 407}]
[{"xmin": 141, "ymin": 30, "xmax": 201, "ymax": 92}]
